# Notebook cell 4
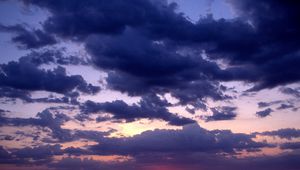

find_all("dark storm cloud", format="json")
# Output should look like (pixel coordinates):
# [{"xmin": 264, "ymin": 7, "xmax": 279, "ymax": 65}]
[
  {"xmin": 105, "ymin": 71, "xmax": 230, "ymax": 107},
  {"xmin": 204, "ymin": 106, "xmax": 237, "ymax": 121},
  {"xmin": 256, "ymin": 108, "xmax": 273, "ymax": 118},
  {"xmin": 0, "ymin": 24, "xmax": 57, "ymax": 49},
  {"xmin": 86, "ymin": 23, "xmax": 255, "ymax": 84},
  {"xmin": 90, "ymin": 123, "xmax": 271, "ymax": 155},
  {"xmin": 86, "ymin": 29, "xmax": 236, "ymax": 109},
  {"xmin": 0, "ymin": 58, "xmax": 100, "ymax": 95},
  {"xmin": 105, "ymin": 72, "xmax": 233, "ymax": 114},
  {"xmin": 21, "ymin": 0, "xmax": 187, "ymax": 39},
  {"xmin": 21, "ymin": 0, "xmax": 300, "ymax": 93},
  {"xmin": 212, "ymin": 0, "xmax": 300, "ymax": 90},
  {"xmin": 80, "ymin": 94, "xmax": 195, "ymax": 126},
  {"xmin": 0, "ymin": 0, "xmax": 299, "ymax": 169},
  {"xmin": 258, "ymin": 128, "xmax": 300, "ymax": 140}
]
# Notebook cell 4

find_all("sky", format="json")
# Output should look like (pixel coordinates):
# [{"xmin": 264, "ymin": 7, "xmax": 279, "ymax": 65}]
[{"xmin": 0, "ymin": 0, "xmax": 300, "ymax": 169}]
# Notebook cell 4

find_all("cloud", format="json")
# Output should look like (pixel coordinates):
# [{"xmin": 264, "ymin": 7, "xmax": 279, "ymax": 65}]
[
  {"xmin": 80, "ymin": 94, "xmax": 195, "ymax": 126},
  {"xmin": 256, "ymin": 108, "xmax": 273, "ymax": 118},
  {"xmin": 257, "ymin": 128, "xmax": 300, "ymax": 140},
  {"xmin": 0, "ymin": 58, "xmax": 100, "ymax": 95},
  {"xmin": 21, "ymin": 0, "xmax": 300, "ymax": 93},
  {"xmin": 0, "ymin": 122, "xmax": 267, "ymax": 168},
  {"xmin": 204, "ymin": 106, "xmax": 237, "ymax": 121},
  {"xmin": 14, "ymin": 0, "xmax": 300, "ymax": 117},
  {"xmin": 277, "ymin": 103, "xmax": 295, "ymax": 110},
  {"xmin": 280, "ymin": 87, "xmax": 300, "ymax": 98},
  {"xmin": 0, "ymin": 0, "xmax": 299, "ymax": 169},
  {"xmin": 257, "ymin": 100, "xmax": 282, "ymax": 108},
  {"xmin": 280, "ymin": 142, "xmax": 300, "ymax": 150},
  {"xmin": 0, "ymin": 109, "xmax": 73, "ymax": 141},
  {"xmin": 90, "ymin": 123, "xmax": 271, "ymax": 155},
  {"xmin": 86, "ymin": 29, "xmax": 234, "ymax": 109},
  {"xmin": 0, "ymin": 86, "xmax": 81, "ymax": 105},
  {"xmin": 49, "ymin": 157, "xmax": 107, "ymax": 170},
  {"xmin": 0, "ymin": 24, "xmax": 57, "ymax": 49},
  {"xmin": 12, "ymin": 144, "xmax": 63, "ymax": 160},
  {"xmin": 257, "ymin": 101, "xmax": 296, "ymax": 111},
  {"xmin": 19, "ymin": 49, "xmax": 89, "ymax": 66},
  {"xmin": 0, "ymin": 87, "xmax": 32, "ymax": 102},
  {"xmin": 0, "ymin": 144, "xmax": 63, "ymax": 165},
  {"xmin": 219, "ymin": 0, "xmax": 300, "ymax": 90},
  {"xmin": 2, "ymin": 146, "xmax": 300, "ymax": 170},
  {"xmin": 0, "ymin": 119, "xmax": 299, "ymax": 170},
  {"xmin": 0, "ymin": 108, "xmax": 115, "ymax": 143},
  {"xmin": 21, "ymin": 0, "xmax": 186, "ymax": 39}
]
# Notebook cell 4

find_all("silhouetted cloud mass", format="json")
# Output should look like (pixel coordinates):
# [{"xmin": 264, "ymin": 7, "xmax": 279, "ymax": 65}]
[{"xmin": 0, "ymin": 0, "xmax": 300, "ymax": 169}]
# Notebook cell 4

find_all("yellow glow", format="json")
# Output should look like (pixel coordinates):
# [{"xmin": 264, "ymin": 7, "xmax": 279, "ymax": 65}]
[{"xmin": 111, "ymin": 119, "xmax": 180, "ymax": 137}]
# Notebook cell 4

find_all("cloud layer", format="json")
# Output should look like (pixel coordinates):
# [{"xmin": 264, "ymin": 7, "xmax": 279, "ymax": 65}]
[{"xmin": 0, "ymin": 0, "xmax": 300, "ymax": 169}]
